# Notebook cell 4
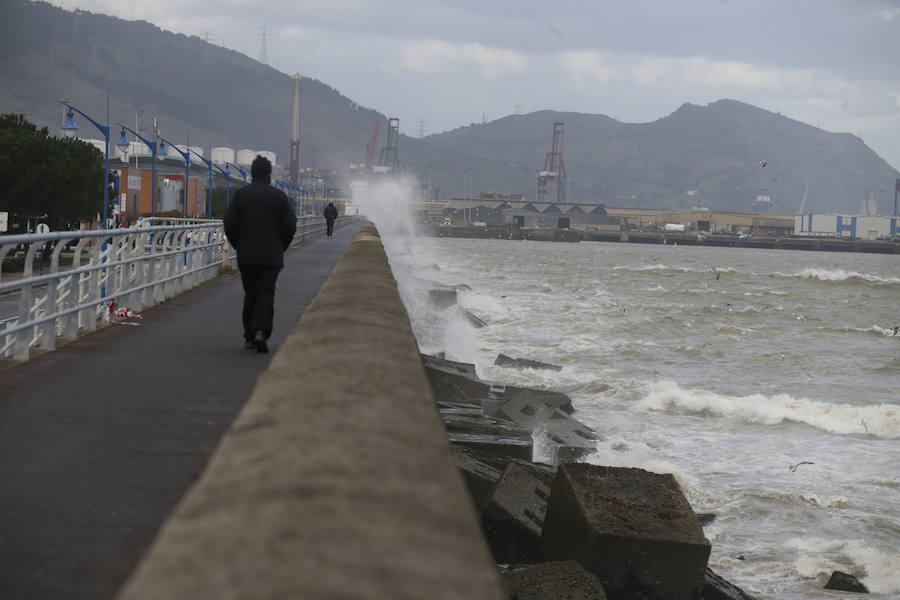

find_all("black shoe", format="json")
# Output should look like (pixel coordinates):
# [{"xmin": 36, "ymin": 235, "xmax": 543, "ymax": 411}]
[
  {"xmin": 243, "ymin": 338, "xmax": 255, "ymax": 350},
  {"xmin": 253, "ymin": 330, "xmax": 269, "ymax": 354}
]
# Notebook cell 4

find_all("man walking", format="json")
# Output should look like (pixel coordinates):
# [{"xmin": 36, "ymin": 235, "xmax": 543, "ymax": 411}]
[
  {"xmin": 224, "ymin": 155, "xmax": 296, "ymax": 353},
  {"xmin": 323, "ymin": 201, "xmax": 338, "ymax": 237}
]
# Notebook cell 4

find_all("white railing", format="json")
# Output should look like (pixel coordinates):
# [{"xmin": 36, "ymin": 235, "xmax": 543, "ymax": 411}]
[
  {"xmin": 0, "ymin": 215, "xmax": 354, "ymax": 362},
  {"xmin": 0, "ymin": 222, "xmax": 230, "ymax": 361}
]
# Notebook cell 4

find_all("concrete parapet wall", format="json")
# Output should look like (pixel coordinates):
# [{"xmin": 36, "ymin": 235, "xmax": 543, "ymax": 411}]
[{"xmin": 117, "ymin": 222, "xmax": 506, "ymax": 600}]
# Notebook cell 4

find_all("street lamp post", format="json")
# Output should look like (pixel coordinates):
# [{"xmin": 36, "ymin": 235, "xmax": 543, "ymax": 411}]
[
  {"xmin": 184, "ymin": 147, "xmax": 214, "ymax": 218},
  {"xmin": 61, "ymin": 100, "xmax": 110, "ymax": 228},
  {"xmin": 227, "ymin": 162, "xmax": 248, "ymax": 182},
  {"xmin": 157, "ymin": 136, "xmax": 191, "ymax": 218},
  {"xmin": 116, "ymin": 122, "xmax": 163, "ymax": 217}
]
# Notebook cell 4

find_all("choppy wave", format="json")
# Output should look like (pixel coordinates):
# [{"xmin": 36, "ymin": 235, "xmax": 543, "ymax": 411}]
[
  {"xmin": 613, "ymin": 263, "xmax": 713, "ymax": 274},
  {"xmin": 773, "ymin": 268, "xmax": 900, "ymax": 285},
  {"xmin": 633, "ymin": 381, "xmax": 900, "ymax": 439},
  {"xmin": 745, "ymin": 490, "xmax": 851, "ymax": 509},
  {"xmin": 788, "ymin": 537, "xmax": 900, "ymax": 595},
  {"xmin": 819, "ymin": 325, "xmax": 899, "ymax": 338}
]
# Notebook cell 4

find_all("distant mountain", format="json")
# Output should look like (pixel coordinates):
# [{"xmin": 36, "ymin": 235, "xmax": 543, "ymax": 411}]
[
  {"xmin": 0, "ymin": 0, "xmax": 384, "ymax": 170},
  {"xmin": 407, "ymin": 100, "xmax": 900, "ymax": 214},
  {"xmin": 1, "ymin": 1, "xmax": 897, "ymax": 214}
]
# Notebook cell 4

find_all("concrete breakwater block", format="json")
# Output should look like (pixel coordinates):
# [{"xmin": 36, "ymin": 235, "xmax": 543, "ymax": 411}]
[
  {"xmin": 542, "ymin": 464, "xmax": 710, "ymax": 599},
  {"xmin": 454, "ymin": 447, "xmax": 506, "ymax": 512},
  {"xmin": 440, "ymin": 407, "xmax": 533, "ymax": 438},
  {"xmin": 453, "ymin": 446, "xmax": 555, "ymax": 512},
  {"xmin": 463, "ymin": 308, "xmax": 488, "ymax": 328},
  {"xmin": 448, "ymin": 432, "xmax": 533, "ymax": 461},
  {"xmin": 703, "ymin": 568, "xmax": 758, "ymax": 599},
  {"xmin": 494, "ymin": 383, "xmax": 575, "ymax": 414},
  {"xmin": 482, "ymin": 463, "xmax": 552, "ymax": 564},
  {"xmin": 495, "ymin": 353, "xmax": 563, "ymax": 372},
  {"xmin": 502, "ymin": 560, "xmax": 608, "ymax": 599},
  {"xmin": 428, "ymin": 287, "xmax": 458, "ymax": 309},
  {"xmin": 424, "ymin": 355, "xmax": 490, "ymax": 405},
  {"xmin": 496, "ymin": 396, "xmax": 599, "ymax": 463}
]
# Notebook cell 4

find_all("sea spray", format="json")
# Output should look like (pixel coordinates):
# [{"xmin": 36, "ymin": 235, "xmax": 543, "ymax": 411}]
[{"xmin": 351, "ymin": 176, "xmax": 483, "ymax": 362}]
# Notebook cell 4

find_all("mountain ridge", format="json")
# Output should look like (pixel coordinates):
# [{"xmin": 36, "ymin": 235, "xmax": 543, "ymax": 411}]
[{"xmin": 0, "ymin": 0, "xmax": 897, "ymax": 214}]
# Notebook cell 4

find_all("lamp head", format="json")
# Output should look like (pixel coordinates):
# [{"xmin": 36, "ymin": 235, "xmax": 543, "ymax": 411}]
[
  {"xmin": 157, "ymin": 140, "xmax": 168, "ymax": 158},
  {"xmin": 61, "ymin": 108, "xmax": 79, "ymax": 138},
  {"xmin": 116, "ymin": 127, "xmax": 130, "ymax": 153}
]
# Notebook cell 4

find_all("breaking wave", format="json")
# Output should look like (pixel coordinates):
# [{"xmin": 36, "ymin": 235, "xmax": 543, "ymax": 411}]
[
  {"xmin": 633, "ymin": 381, "xmax": 900, "ymax": 439},
  {"xmin": 772, "ymin": 268, "xmax": 900, "ymax": 285},
  {"xmin": 821, "ymin": 325, "xmax": 899, "ymax": 337},
  {"xmin": 614, "ymin": 264, "xmax": 720, "ymax": 274},
  {"xmin": 788, "ymin": 537, "xmax": 900, "ymax": 596}
]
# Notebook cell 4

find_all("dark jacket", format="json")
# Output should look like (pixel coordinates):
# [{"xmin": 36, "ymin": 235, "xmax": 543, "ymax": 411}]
[
  {"xmin": 323, "ymin": 203, "xmax": 338, "ymax": 221},
  {"xmin": 224, "ymin": 178, "xmax": 297, "ymax": 268}
]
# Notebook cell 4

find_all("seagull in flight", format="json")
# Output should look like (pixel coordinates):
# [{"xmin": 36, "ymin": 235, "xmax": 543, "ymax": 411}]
[{"xmin": 788, "ymin": 461, "xmax": 815, "ymax": 472}]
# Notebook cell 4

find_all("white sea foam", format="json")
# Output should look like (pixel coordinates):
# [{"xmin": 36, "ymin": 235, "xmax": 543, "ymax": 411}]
[
  {"xmin": 615, "ymin": 264, "xmax": 741, "ymax": 275},
  {"xmin": 633, "ymin": 381, "xmax": 900, "ymax": 439},
  {"xmin": 788, "ymin": 537, "xmax": 900, "ymax": 595},
  {"xmin": 825, "ymin": 325, "xmax": 899, "ymax": 337},
  {"xmin": 774, "ymin": 268, "xmax": 900, "ymax": 285},
  {"xmin": 457, "ymin": 291, "xmax": 509, "ymax": 322},
  {"xmin": 745, "ymin": 490, "xmax": 851, "ymax": 509},
  {"xmin": 587, "ymin": 441, "xmax": 701, "ymax": 498},
  {"xmin": 615, "ymin": 263, "xmax": 668, "ymax": 271}
]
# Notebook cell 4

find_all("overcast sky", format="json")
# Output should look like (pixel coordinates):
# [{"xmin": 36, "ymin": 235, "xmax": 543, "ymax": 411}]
[{"xmin": 50, "ymin": 0, "xmax": 900, "ymax": 170}]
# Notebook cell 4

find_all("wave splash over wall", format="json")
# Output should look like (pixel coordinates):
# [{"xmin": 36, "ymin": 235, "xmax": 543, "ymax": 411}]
[{"xmin": 351, "ymin": 176, "xmax": 482, "ymax": 365}]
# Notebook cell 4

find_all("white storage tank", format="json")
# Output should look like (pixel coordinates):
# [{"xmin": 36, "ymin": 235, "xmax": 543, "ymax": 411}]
[
  {"xmin": 211, "ymin": 147, "xmax": 234, "ymax": 164},
  {"xmin": 256, "ymin": 150, "xmax": 277, "ymax": 166},
  {"xmin": 116, "ymin": 141, "xmax": 151, "ymax": 162},
  {"xmin": 236, "ymin": 149, "xmax": 255, "ymax": 166},
  {"xmin": 189, "ymin": 146, "xmax": 203, "ymax": 159}
]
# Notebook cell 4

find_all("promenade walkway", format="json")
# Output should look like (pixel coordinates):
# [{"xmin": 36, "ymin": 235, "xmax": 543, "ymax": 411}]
[{"xmin": 0, "ymin": 220, "xmax": 364, "ymax": 600}]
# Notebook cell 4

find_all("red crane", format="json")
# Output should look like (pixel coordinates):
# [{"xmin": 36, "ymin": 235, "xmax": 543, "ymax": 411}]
[{"xmin": 365, "ymin": 121, "xmax": 381, "ymax": 171}]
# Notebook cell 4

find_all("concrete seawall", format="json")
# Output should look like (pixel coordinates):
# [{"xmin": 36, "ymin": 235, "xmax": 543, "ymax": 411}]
[{"xmin": 117, "ymin": 222, "xmax": 506, "ymax": 599}]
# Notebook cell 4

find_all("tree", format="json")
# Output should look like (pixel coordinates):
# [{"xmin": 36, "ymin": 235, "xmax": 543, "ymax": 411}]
[
  {"xmin": 210, "ymin": 185, "xmax": 237, "ymax": 219},
  {"xmin": 0, "ymin": 113, "xmax": 109, "ymax": 230}
]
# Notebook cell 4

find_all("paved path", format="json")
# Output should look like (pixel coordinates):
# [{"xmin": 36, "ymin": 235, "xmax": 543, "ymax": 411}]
[{"xmin": 0, "ymin": 220, "xmax": 363, "ymax": 600}]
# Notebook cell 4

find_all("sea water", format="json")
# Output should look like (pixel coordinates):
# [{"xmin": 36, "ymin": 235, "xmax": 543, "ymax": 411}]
[
  {"xmin": 353, "ymin": 183, "xmax": 899, "ymax": 598},
  {"xmin": 403, "ymin": 235, "xmax": 898, "ymax": 599}
]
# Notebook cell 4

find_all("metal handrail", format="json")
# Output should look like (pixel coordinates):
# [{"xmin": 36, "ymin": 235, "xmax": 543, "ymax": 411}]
[
  {"xmin": 0, "ymin": 215, "xmax": 356, "ymax": 361},
  {"xmin": 0, "ymin": 222, "xmax": 231, "ymax": 361}
]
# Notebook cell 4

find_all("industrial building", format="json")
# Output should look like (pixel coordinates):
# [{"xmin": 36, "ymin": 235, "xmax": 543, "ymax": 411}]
[
  {"xmin": 442, "ymin": 196, "xmax": 618, "ymax": 231},
  {"xmin": 604, "ymin": 207, "xmax": 795, "ymax": 236},
  {"xmin": 73, "ymin": 139, "xmax": 275, "ymax": 220},
  {"xmin": 794, "ymin": 214, "xmax": 899, "ymax": 240},
  {"xmin": 441, "ymin": 197, "xmax": 795, "ymax": 235}
]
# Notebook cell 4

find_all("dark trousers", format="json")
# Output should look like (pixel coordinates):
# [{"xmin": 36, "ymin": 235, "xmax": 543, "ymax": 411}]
[
  {"xmin": 326, "ymin": 219, "xmax": 335, "ymax": 236},
  {"xmin": 239, "ymin": 266, "xmax": 280, "ymax": 340}
]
